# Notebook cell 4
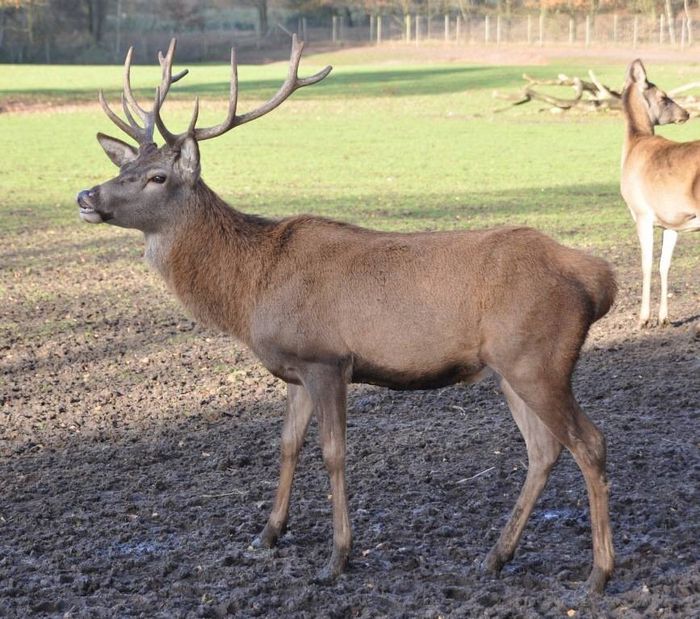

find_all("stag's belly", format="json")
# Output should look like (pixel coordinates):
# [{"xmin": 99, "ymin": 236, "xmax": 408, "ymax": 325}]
[{"xmin": 350, "ymin": 355, "xmax": 488, "ymax": 390}]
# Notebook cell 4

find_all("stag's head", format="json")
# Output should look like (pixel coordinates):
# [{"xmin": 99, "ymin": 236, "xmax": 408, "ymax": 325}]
[
  {"xmin": 77, "ymin": 37, "xmax": 331, "ymax": 232},
  {"xmin": 624, "ymin": 59, "xmax": 690, "ymax": 127}
]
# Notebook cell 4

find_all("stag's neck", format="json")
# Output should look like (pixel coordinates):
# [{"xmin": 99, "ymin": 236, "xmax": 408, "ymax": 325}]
[
  {"xmin": 145, "ymin": 182, "xmax": 273, "ymax": 343},
  {"xmin": 622, "ymin": 87, "xmax": 655, "ymax": 162}
]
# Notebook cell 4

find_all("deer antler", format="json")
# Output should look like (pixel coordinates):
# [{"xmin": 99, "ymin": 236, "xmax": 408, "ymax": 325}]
[
  {"xmin": 99, "ymin": 39, "xmax": 188, "ymax": 145},
  {"xmin": 154, "ymin": 34, "xmax": 332, "ymax": 146}
]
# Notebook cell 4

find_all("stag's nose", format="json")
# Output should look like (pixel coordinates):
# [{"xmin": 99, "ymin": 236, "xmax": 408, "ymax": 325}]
[{"xmin": 76, "ymin": 188, "xmax": 96, "ymax": 205}]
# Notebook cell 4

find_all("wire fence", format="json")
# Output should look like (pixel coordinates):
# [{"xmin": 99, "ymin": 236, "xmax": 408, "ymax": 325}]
[{"xmin": 303, "ymin": 13, "xmax": 696, "ymax": 49}]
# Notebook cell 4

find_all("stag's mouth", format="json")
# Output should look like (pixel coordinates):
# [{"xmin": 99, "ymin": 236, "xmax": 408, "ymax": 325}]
[{"xmin": 77, "ymin": 191, "xmax": 106, "ymax": 224}]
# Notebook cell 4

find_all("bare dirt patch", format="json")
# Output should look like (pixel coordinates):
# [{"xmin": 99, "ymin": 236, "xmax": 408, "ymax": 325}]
[{"xmin": 1, "ymin": 225, "xmax": 698, "ymax": 617}]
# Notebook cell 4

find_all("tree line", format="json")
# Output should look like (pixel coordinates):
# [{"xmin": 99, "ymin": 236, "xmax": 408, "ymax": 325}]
[{"xmin": 0, "ymin": 1, "xmax": 696, "ymax": 63}]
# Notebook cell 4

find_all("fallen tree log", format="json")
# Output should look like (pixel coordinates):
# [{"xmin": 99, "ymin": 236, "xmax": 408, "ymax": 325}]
[{"xmin": 493, "ymin": 71, "xmax": 700, "ymax": 115}]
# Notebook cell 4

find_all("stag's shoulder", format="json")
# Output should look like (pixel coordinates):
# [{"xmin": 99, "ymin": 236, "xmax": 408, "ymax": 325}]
[{"xmin": 268, "ymin": 214, "xmax": 378, "ymax": 249}]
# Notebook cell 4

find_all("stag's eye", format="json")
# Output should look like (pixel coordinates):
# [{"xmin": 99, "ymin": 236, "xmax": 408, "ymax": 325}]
[{"xmin": 149, "ymin": 175, "xmax": 167, "ymax": 184}]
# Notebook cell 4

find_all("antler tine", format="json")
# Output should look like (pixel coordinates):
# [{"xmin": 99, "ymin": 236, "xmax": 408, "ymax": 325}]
[
  {"xmin": 187, "ymin": 97, "xmax": 200, "ymax": 134},
  {"xmin": 98, "ymin": 89, "xmax": 145, "ymax": 143},
  {"xmin": 158, "ymin": 39, "xmax": 189, "ymax": 103},
  {"xmin": 191, "ymin": 34, "xmax": 332, "ymax": 142},
  {"xmin": 153, "ymin": 86, "xmax": 180, "ymax": 146},
  {"xmin": 122, "ymin": 46, "xmax": 148, "ymax": 120},
  {"xmin": 121, "ymin": 93, "xmax": 140, "ymax": 129}
]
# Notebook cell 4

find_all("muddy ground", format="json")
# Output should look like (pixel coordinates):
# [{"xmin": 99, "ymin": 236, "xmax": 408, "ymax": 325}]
[{"xmin": 1, "ymin": 226, "xmax": 698, "ymax": 618}]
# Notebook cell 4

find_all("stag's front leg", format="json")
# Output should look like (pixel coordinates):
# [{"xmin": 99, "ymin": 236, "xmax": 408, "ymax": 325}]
[
  {"xmin": 252, "ymin": 383, "xmax": 313, "ymax": 549},
  {"xmin": 305, "ymin": 364, "xmax": 352, "ymax": 583}
]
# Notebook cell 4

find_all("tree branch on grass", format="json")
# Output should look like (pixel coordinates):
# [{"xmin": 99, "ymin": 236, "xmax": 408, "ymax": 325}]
[{"xmin": 494, "ymin": 70, "xmax": 700, "ymax": 116}]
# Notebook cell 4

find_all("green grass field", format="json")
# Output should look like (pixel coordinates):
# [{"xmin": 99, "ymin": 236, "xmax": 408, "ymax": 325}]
[{"xmin": 1, "ymin": 50, "xmax": 699, "ymax": 261}]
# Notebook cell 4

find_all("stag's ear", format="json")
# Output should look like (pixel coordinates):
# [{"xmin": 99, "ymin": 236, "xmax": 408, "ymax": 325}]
[
  {"xmin": 627, "ymin": 59, "xmax": 648, "ymax": 86},
  {"xmin": 97, "ymin": 132, "xmax": 138, "ymax": 167},
  {"xmin": 175, "ymin": 136, "xmax": 201, "ymax": 184}
]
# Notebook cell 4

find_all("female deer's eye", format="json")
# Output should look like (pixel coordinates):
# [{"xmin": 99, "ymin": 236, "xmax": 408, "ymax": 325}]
[{"xmin": 150, "ymin": 175, "xmax": 166, "ymax": 184}]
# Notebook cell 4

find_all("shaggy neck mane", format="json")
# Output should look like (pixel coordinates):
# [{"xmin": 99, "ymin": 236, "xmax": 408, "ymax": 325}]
[{"xmin": 163, "ymin": 181, "xmax": 273, "ymax": 342}]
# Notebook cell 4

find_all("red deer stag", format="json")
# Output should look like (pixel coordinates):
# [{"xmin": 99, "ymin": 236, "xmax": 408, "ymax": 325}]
[
  {"xmin": 621, "ymin": 59, "xmax": 698, "ymax": 328},
  {"xmin": 77, "ymin": 37, "xmax": 616, "ymax": 592}
]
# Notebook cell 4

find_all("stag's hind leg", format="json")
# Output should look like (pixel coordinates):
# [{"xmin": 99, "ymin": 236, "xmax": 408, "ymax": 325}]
[
  {"xmin": 484, "ymin": 378, "xmax": 563, "ymax": 574},
  {"xmin": 503, "ymin": 377, "xmax": 614, "ymax": 593}
]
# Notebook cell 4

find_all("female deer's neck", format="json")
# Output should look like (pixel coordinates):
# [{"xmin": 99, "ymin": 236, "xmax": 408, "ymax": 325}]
[
  {"xmin": 622, "ymin": 88, "xmax": 655, "ymax": 162},
  {"xmin": 145, "ymin": 182, "xmax": 272, "ymax": 342},
  {"xmin": 623, "ymin": 88, "xmax": 654, "ymax": 138}
]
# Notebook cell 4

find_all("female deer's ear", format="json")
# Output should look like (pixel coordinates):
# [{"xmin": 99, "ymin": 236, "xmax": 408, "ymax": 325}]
[
  {"xmin": 627, "ymin": 59, "xmax": 647, "ymax": 86},
  {"xmin": 175, "ymin": 136, "xmax": 201, "ymax": 184},
  {"xmin": 96, "ymin": 132, "xmax": 138, "ymax": 167}
]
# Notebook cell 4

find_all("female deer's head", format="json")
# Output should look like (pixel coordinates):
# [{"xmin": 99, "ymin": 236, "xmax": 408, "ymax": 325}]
[
  {"xmin": 624, "ymin": 59, "xmax": 690, "ymax": 128},
  {"xmin": 77, "ymin": 37, "xmax": 331, "ymax": 233}
]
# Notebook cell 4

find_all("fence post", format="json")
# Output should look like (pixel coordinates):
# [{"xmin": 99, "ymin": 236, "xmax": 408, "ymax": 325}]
[
  {"xmin": 369, "ymin": 14, "xmax": 374, "ymax": 42},
  {"xmin": 681, "ymin": 17, "xmax": 687, "ymax": 48},
  {"xmin": 538, "ymin": 13, "xmax": 544, "ymax": 46},
  {"xmin": 569, "ymin": 17, "xmax": 574, "ymax": 44},
  {"xmin": 405, "ymin": 14, "xmax": 411, "ymax": 42},
  {"xmin": 415, "ymin": 15, "xmax": 421, "ymax": 44},
  {"xmin": 340, "ymin": 16, "xmax": 345, "ymax": 42},
  {"xmin": 527, "ymin": 14, "xmax": 532, "ymax": 44},
  {"xmin": 115, "ymin": 0, "xmax": 122, "ymax": 57},
  {"xmin": 633, "ymin": 15, "xmax": 639, "ymax": 48},
  {"xmin": 456, "ymin": 15, "xmax": 461, "ymax": 43},
  {"xmin": 485, "ymin": 15, "xmax": 490, "ymax": 43},
  {"xmin": 332, "ymin": 16, "xmax": 338, "ymax": 44},
  {"xmin": 444, "ymin": 14, "xmax": 449, "ymax": 42},
  {"xmin": 377, "ymin": 15, "xmax": 382, "ymax": 44},
  {"xmin": 302, "ymin": 17, "xmax": 308, "ymax": 41},
  {"xmin": 585, "ymin": 15, "xmax": 591, "ymax": 47},
  {"xmin": 613, "ymin": 13, "xmax": 618, "ymax": 43}
]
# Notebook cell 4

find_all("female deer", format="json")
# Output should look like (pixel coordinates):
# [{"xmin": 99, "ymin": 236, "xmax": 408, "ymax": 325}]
[{"xmin": 621, "ymin": 59, "xmax": 698, "ymax": 328}]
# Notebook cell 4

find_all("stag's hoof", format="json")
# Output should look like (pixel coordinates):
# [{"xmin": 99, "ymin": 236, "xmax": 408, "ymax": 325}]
[
  {"xmin": 585, "ymin": 566, "xmax": 610, "ymax": 595},
  {"xmin": 659, "ymin": 317, "xmax": 671, "ymax": 328},
  {"xmin": 637, "ymin": 318, "xmax": 652, "ymax": 330},
  {"xmin": 250, "ymin": 525, "xmax": 281, "ymax": 550},
  {"xmin": 482, "ymin": 549, "xmax": 507, "ymax": 575},
  {"xmin": 312, "ymin": 550, "xmax": 348, "ymax": 585}
]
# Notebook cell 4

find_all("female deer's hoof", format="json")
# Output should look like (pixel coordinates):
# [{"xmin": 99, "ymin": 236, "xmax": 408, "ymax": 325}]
[{"xmin": 586, "ymin": 566, "xmax": 610, "ymax": 595}]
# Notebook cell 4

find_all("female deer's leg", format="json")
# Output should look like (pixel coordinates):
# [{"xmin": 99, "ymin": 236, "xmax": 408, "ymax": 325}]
[
  {"xmin": 484, "ymin": 378, "xmax": 562, "ymax": 573},
  {"xmin": 637, "ymin": 217, "xmax": 655, "ymax": 328},
  {"xmin": 658, "ymin": 228, "xmax": 678, "ymax": 325},
  {"xmin": 252, "ymin": 382, "xmax": 313, "ymax": 549},
  {"xmin": 304, "ymin": 364, "xmax": 352, "ymax": 583},
  {"xmin": 505, "ymin": 377, "xmax": 614, "ymax": 593}
]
